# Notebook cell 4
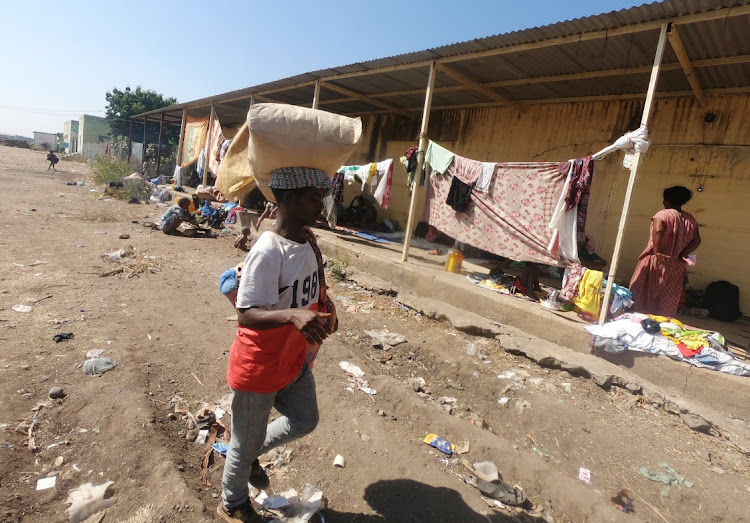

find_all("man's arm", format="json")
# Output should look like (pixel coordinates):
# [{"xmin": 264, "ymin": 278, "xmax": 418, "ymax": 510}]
[{"xmin": 238, "ymin": 307, "xmax": 330, "ymax": 345}]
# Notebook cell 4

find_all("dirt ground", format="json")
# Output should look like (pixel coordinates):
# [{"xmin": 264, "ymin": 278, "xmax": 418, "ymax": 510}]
[{"xmin": 2, "ymin": 146, "xmax": 750, "ymax": 523}]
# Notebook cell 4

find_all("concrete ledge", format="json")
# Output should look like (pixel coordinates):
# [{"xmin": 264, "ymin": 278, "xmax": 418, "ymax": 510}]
[{"xmin": 314, "ymin": 228, "xmax": 750, "ymax": 452}]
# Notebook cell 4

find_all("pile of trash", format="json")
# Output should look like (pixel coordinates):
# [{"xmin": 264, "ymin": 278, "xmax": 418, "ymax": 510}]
[
  {"xmin": 339, "ymin": 361, "xmax": 377, "ymax": 395},
  {"xmin": 252, "ymin": 484, "xmax": 325, "ymax": 522},
  {"xmin": 100, "ymin": 246, "xmax": 161, "ymax": 278}
]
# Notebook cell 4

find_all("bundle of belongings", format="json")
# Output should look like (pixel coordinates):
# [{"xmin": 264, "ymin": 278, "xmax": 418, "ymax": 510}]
[
  {"xmin": 559, "ymin": 263, "xmax": 633, "ymax": 320},
  {"xmin": 587, "ymin": 313, "xmax": 750, "ymax": 377}
]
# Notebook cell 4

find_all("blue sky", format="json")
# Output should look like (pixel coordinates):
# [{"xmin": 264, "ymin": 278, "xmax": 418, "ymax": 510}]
[{"xmin": 0, "ymin": 0, "xmax": 641, "ymax": 136}]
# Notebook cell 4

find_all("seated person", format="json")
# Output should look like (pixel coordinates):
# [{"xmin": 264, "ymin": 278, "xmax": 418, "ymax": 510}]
[{"xmin": 159, "ymin": 197, "xmax": 196, "ymax": 235}]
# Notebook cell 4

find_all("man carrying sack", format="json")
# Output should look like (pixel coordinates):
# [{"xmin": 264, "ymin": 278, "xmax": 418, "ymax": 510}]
[{"xmin": 217, "ymin": 105, "xmax": 360, "ymax": 523}]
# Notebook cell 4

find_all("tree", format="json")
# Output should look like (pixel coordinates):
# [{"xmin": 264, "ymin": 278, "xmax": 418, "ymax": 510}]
[{"xmin": 105, "ymin": 86, "xmax": 177, "ymax": 143}]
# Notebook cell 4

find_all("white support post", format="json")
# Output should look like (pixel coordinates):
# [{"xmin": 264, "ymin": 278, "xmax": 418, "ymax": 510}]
[
  {"xmin": 401, "ymin": 61, "xmax": 437, "ymax": 262},
  {"xmin": 312, "ymin": 80, "xmax": 321, "ymax": 109},
  {"xmin": 203, "ymin": 104, "xmax": 215, "ymax": 186},
  {"xmin": 599, "ymin": 23, "xmax": 669, "ymax": 325}
]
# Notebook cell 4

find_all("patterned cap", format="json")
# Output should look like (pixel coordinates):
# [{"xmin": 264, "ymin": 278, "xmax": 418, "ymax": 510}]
[{"xmin": 268, "ymin": 167, "xmax": 331, "ymax": 191}]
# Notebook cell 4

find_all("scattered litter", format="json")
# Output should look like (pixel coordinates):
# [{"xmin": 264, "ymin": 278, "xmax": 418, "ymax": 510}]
[
  {"xmin": 437, "ymin": 396, "xmax": 457, "ymax": 405},
  {"xmin": 36, "ymin": 476, "xmax": 57, "ymax": 491},
  {"xmin": 497, "ymin": 371, "xmax": 517, "ymax": 380},
  {"xmin": 455, "ymin": 440, "xmax": 470, "ymax": 455},
  {"xmin": 82, "ymin": 358, "xmax": 117, "ymax": 376},
  {"xmin": 578, "ymin": 467, "xmax": 591, "ymax": 484},
  {"xmin": 66, "ymin": 481, "xmax": 117, "ymax": 523},
  {"xmin": 103, "ymin": 246, "xmax": 135, "ymax": 262},
  {"xmin": 47, "ymin": 441, "xmax": 64, "ymax": 449},
  {"xmin": 639, "ymin": 462, "xmax": 694, "ymax": 497},
  {"xmin": 611, "ymin": 488, "xmax": 635, "ymax": 513},
  {"xmin": 52, "ymin": 332, "xmax": 74, "ymax": 343},
  {"xmin": 423, "ymin": 433, "xmax": 454, "ymax": 455},
  {"xmin": 405, "ymin": 377, "xmax": 426, "ymax": 392},
  {"xmin": 214, "ymin": 407, "xmax": 226, "ymax": 420},
  {"xmin": 12, "ymin": 304, "xmax": 32, "ymax": 313},
  {"xmin": 27, "ymin": 260, "xmax": 46, "ymax": 267},
  {"xmin": 333, "ymin": 454, "xmax": 346, "ymax": 468},
  {"xmin": 212, "ymin": 442, "xmax": 229, "ymax": 457},
  {"xmin": 474, "ymin": 462, "xmax": 499, "ymax": 482},
  {"xmin": 195, "ymin": 429, "xmax": 209, "ymax": 445},
  {"xmin": 49, "ymin": 387, "xmax": 65, "ymax": 399},
  {"xmin": 446, "ymin": 379, "xmax": 465, "ymax": 390},
  {"xmin": 498, "ymin": 397, "xmax": 510, "ymax": 406},
  {"xmin": 339, "ymin": 361, "xmax": 365, "ymax": 377},
  {"xmin": 365, "ymin": 329, "xmax": 407, "ymax": 349},
  {"xmin": 466, "ymin": 343, "xmax": 477, "ymax": 356},
  {"xmin": 560, "ymin": 382, "xmax": 572, "ymax": 393},
  {"xmin": 55, "ymin": 456, "xmax": 65, "ymax": 467},
  {"xmin": 85, "ymin": 349, "xmax": 105, "ymax": 359},
  {"xmin": 255, "ymin": 483, "xmax": 324, "ymax": 521},
  {"xmin": 515, "ymin": 399, "xmax": 531, "ymax": 413},
  {"xmin": 119, "ymin": 234, "xmax": 130, "ymax": 240}
]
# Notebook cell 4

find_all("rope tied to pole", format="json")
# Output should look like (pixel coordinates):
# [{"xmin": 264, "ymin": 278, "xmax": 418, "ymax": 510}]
[{"xmin": 593, "ymin": 125, "xmax": 651, "ymax": 169}]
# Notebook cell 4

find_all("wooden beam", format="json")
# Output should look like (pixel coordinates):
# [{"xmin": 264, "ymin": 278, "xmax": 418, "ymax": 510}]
[
  {"xmin": 402, "ymin": 61, "xmax": 437, "ymax": 263},
  {"xmin": 320, "ymin": 81, "xmax": 409, "ymax": 115},
  {"xmin": 599, "ymin": 23, "xmax": 669, "ymax": 325},
  {"xmin": 437, "ymin": 63, "xmax": 516, "ymax": 105},
  {"xmin": 203, "ymin": 104, "xmax": 215, "ymax": 186},
  {"xmin": 156, "ymin": 113, "xmax": 164, "ymax": 175},
  {"xmin": 312, "ymin": 79, "xmax": 321, "ymax": 109},
  {"xmin": 667, "ymin": 23, "xmax": 704, "ymax": 103},
  {"xmin": 175, "ymin": 109, "xmax": 186, "ymax": 167}
]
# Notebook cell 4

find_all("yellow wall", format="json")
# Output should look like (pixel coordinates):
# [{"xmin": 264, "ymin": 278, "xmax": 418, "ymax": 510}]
[{"xmin": 347, "ymin": 95, "xmax": 750, "ymax": 312}]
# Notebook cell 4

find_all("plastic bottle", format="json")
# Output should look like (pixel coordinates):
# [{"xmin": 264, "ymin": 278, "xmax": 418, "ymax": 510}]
[{"xmin": 445, "ymin": 242, "xmax": 464, "ymax": 273}]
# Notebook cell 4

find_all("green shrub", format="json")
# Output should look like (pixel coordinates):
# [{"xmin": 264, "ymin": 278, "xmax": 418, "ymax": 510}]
[
  {"xmin": 90, "ymin": 156, "xmax": 132, "ymax": 185},
  {"xmin": 328, "ymin": 256, "xmax": 350, "ymax": 281}
]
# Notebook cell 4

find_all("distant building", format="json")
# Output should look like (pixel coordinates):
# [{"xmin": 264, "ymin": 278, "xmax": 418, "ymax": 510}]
[
  {"xmin": 62, "ymin": 120, "xmax": 79, "ymax": 154},
  {"xmin": 78, "ymin": 115, "xmax": 110, "ymax": 149},
  {"xmin": 32, "ymin": 131, "xmax": 57, "ymax": 151}
]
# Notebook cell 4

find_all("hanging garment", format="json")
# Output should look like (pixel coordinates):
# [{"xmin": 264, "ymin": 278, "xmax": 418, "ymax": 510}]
[
  {"xmin": 573, "ymin": 269, "xmax": 603, "ymax": 316},
  {"xmin": 453, "ymin": 155, "xmax": 482, "ymax": 184},
  {"xmin": 560, "ymin": 264, "xmax": 587, "ymax": 301},
  {"xmin": 373, "ymin": 159, "xmax": 394, "ymax": 208},
  {"xmin": 173, "ymin": 165, "xmax": 183, "ymax": 187},
  {"xmin": 207, "ymin": 118, "xmax": 224, "ymax": 176},
  {"xmin": 197, "ymin": 149, "xmax": 206, "ymax": 176},
  {"xmin": 322, "ymin": 193, "xmax": 337, "ymax": 228},
  {"xmin": 219, "ymin": 139, "xmax": 231, "ymax": 162},
  {"xmin": 547, "ymin": 161, "xmax": 579, "ymax": 262},
  {"xmin": 446, "ymin": 177, "xmax": 473, "ymax": 212},
  {"xmin": 476, "ymin": 162, "xmax": 496, "ymax": 193},
  {"xmin": 565, "ymin": 157, "xmax": 594, "ymax": 245},
  {"xmin": 425, "ymin": 141, "xmax": 455, "ymax": 176},
  {"xmin": 331, "ymin": 171, "xmax": 345, "ymax": 205},
  {"xmin": 423, "ymin": 160, "xmax": 578, "ymax": 265}
]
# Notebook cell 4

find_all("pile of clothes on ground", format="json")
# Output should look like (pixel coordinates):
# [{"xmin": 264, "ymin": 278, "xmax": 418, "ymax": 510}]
[{"xmin": 587, "ymin": 313, "xmax": 750, "ymax": 376}]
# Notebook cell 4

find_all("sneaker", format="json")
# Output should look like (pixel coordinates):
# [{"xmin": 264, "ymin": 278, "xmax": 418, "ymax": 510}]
[
  {"xmin": 216, "ymin": 500, "xmax": 261, "ymax": 523},
  {"xmin": 249, "ymin": 459, "xmax": 270, "ymax": 490}
]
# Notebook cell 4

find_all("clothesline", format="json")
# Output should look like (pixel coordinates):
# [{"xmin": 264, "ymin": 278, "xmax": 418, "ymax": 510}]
[
  {"xmin": 420, "ymin": 140, "xmax": 593, "ymax": 266},
  {"xmin": 335, "ymin": 159, "xmax": 394, "ymax": 209}
]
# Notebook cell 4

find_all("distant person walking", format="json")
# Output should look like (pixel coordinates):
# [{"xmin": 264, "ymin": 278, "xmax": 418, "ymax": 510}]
[
  {"xmin": 46, "ymin": 151, "xmax": 59, "ymax": 171},
  {"xmin": 140, "ymin": 156, "xmax": 149, "ymax": 177}
]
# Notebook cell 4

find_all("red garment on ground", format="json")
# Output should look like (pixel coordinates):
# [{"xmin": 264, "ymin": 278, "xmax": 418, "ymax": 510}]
[{"xmin": 629, "ymin": 209, "xmax": 698, "ymax": 317}]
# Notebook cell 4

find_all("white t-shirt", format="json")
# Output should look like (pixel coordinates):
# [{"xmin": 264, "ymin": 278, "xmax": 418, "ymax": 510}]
[{"xmin": 236, "ymin": 231, "xmax": 320, "ymax": 311}]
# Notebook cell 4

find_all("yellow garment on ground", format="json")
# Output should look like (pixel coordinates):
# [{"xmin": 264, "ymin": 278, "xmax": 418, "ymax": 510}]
[
  {"xmin": 573, "ymin": 269, "xmax": 603, "ymax": 316},
  {"xmin": 648, "ymin": 315, "xmax": 710, "ymax": 351}
]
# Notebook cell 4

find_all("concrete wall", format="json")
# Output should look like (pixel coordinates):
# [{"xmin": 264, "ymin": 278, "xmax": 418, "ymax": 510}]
[
  {"xmin": 32, "ymin": 131, "xmax": 57, "ymax": 151},
  {"xmin": 346, "ymin": 94, "xmax": 750, "ymax": 312},
  {"xmin": 77, "ymin": 114, "xmax": 110, "ymax": 152},
  {"xmin": 63, "ymin": 120, "xmax": 79, "ymax": 153}
]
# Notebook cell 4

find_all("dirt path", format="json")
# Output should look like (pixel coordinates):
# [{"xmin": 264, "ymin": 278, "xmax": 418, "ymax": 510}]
[{"xmin": 1, "ymin": 147, "xmax": 749, "ymax": 522}]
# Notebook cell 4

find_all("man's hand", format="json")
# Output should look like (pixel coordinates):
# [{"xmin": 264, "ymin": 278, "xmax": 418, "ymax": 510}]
[{"xmin": 289, "ymin": 310, "xmax": 331, "ymax": 345}]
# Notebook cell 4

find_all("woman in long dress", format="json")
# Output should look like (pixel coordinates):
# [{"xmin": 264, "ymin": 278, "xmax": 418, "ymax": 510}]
[{"xmin": 629, "ymin": 186, "xmax": 701, "ymax": 317}]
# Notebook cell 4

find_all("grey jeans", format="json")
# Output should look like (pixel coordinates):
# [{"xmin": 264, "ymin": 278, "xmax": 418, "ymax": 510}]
[{"xmin": 221, "ymin": 364, "xmax": 318, "ymax": 508}]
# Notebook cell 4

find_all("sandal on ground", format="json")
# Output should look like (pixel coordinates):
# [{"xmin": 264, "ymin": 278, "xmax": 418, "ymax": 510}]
[{"xmin": 476, "ymin": 478, "xmax": 529, "ymax": 508}]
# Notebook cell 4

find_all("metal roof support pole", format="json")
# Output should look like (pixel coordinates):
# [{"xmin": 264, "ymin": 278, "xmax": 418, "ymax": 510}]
[
  {"xmin": 401, "ymin": 61, "xmax": 437, "ymax": 263},
  {"xmin": 599, "ymin": 23, "xmax": 669, "ymax": 326},
  {"xmin": 176, "ymin": 109, "xmax": 186, "ymax": 168},
  {"xmin": 127, "ymin": 119, "xmax": 133, "ymax": 163},
  {"xmin": 312, "ymin": 80, "xmax": 321, "ymax": 109},
  {"xmin": 203, "ymin": 104, "xmax": 215, "ymax": 186},
  {"xmin": 156, "ymin": 113, "xmax": 164, "ymax": 176}
]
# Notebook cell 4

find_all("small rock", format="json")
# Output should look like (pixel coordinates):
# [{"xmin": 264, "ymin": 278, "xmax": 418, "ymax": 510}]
[
  {"xmin": 177, "ymin": 464, "xmax": 185, "ymax": 472},
  {"xmin": 720, "ymin": 451, "xmax": 747, "ymax": 470},
  {"xmin": 593, "ymin": 375, "xmax": 613, "ymax": 388},
  {"xmin": 186, "ymin": 429, "xmax": 198, "ymax": 442},
  {"xmin": 625, "ymin": 382, "xmax": 642, "ymax": 394},
  {"xmin": 664, "ymin": 401, "xmax": 681, "ymax": 414},
  {"xmin": 48, "ymin": 387, "xmax": 65, "ymax": 399},
  {"xmin": 360, "ymin": 434, "xmax": 371, "ymax": 442},
  {"xmin": 167, "ymin": 412, "xmax": 179, "ymax": 420},
  {"xmin": 558, "ymin": 371, "xmax": 571, "ymax": 379},
  {"xmin": 54, "ymin": 456, "xmax": 64, "ymax": 468},
  {"xmin": 377, "ymin": 410, "xmax": 386, "ymax": 417},
  {"xmin": 680, "ymin": 413, "xmax": 711, "ymax": 433},
  {"xmin": 695, "ymin": 448, "xmax": 711, "ymax": 462},
  {"xmin": 119, "ymin": 234, "xmax": 130, "ymax": 239},
  {"xmin": 404, "ymin": 378, "xmax": 424, "ymax": 392}
]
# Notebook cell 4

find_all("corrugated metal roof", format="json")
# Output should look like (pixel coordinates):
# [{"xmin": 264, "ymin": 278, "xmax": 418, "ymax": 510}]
[{"xmin": 135, "ymin": 0, "xmax": 750, "ymax": 122}]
